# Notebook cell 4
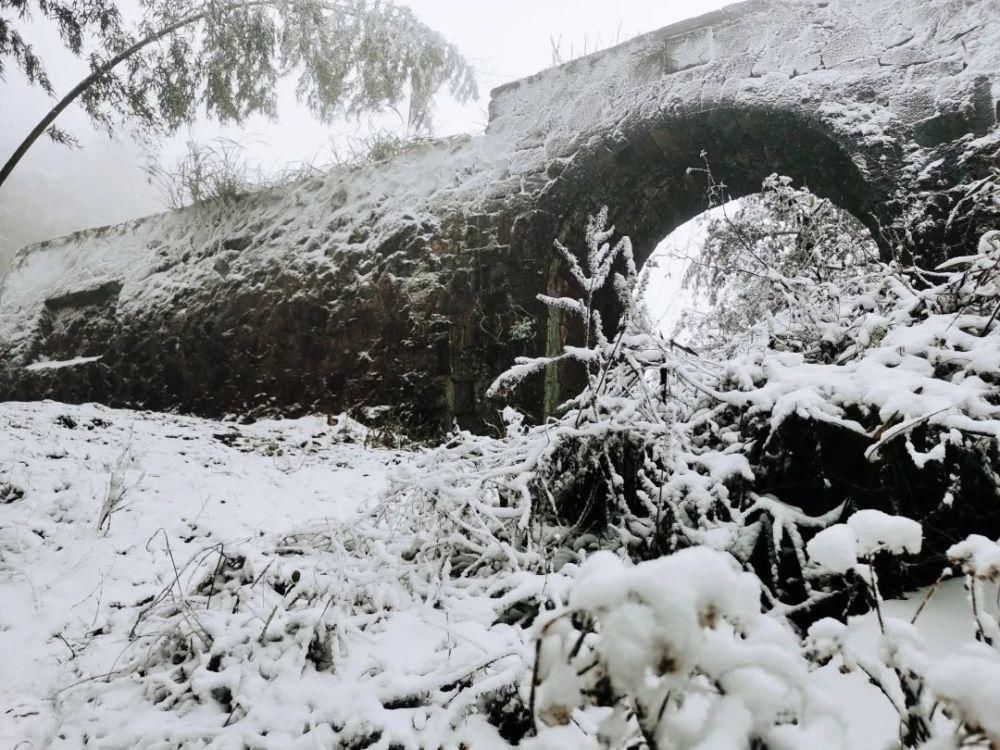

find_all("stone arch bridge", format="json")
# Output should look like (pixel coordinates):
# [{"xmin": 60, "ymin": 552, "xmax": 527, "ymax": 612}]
[{"xmin": 1, "ymin": 0, "xmax": 998, "ymax": 435}]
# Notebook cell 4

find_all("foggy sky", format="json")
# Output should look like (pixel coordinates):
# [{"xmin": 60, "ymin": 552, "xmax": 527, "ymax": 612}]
[{"xmin": 0, "ymin": 0, "xmax": 734, "ymax": 268}]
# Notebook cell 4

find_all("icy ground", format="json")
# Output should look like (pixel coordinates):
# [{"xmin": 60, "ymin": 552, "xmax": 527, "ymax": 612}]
[{"xmin": 0, "ymin": 401, "xmax": 994, "ymax": 749}]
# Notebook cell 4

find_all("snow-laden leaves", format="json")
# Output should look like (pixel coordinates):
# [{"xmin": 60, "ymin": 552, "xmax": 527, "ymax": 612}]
[{"xmin": 530, "ymin": 547, "xmax": 848, "ymax": 748}]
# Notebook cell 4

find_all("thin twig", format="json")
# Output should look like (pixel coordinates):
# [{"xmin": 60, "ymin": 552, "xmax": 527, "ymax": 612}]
[{"xmin": 258, "ymin": 605, "xmax": 279, "ymax": 644}]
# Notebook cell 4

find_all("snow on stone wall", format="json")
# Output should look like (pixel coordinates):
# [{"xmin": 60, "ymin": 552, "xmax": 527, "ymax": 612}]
[{"xmin": 0, "ymin": 0, "xmax": 996, "ymax": 431}]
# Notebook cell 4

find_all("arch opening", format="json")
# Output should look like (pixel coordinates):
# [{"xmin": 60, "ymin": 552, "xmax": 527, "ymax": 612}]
[{"xmin": 642, "ymin": 186, "xmax": 880, "ymax": 351}]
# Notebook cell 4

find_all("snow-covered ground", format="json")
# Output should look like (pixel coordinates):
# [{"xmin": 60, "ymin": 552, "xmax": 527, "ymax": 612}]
[
  {"xmin": 0, "ymin": 401, "xmax": 994, "ymax": 748},
  {"xmin": 0, "ymin": 402, "xmax": 406, "ymax": 746}
]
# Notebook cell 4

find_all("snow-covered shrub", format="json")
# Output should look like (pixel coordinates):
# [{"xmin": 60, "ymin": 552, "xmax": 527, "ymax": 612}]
[
  {"xmin": 670, "ymin": 175, "xmax": 1000, "ymax": 595},
  {"xmin": 97, "ymin": 439, "xmax": 143, "ymax": 531},
  {"xmin": 146, "ymin": 138, "xmax": 273, "ymax": 208},
  {"xmin": 148, "ymin": 130, "xmax": 443, "ymax": 209},
  {"xmin": 327, "ymin": 128, "xmax": 435, "ymax": 167},
  {"xmin": 944, "ymin": 534, "xmax": 1000, "ymax": 646},
  {"xmin": 528, "ymin": 546, "xmax": 847, "ymax": 749},
  {"xmin": 77, "ymin": 523, "xmax": 528, "ymax": 749},
  {"xmin": 382, "ymin": 209, "xmax": 844, "ymax": 620},
  {"xmin": 675, "ymin": 167, "xmax": 881, "ymax": 354},
  {"xmin": 386, "ymin": 200, "xmax": 1000, "ymax": 622},
  {"xmin": 806, "ymin": 515, "xmax": 1000, "ymax": 748}
]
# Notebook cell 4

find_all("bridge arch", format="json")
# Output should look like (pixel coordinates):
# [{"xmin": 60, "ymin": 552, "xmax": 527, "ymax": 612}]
[
  {"xmin": 541, "ymin": 106, "xmax": 882, "ymax": 271},
  {"xmin": 493, "ymin": 105, "xmax": 885, "ymax": 421}
]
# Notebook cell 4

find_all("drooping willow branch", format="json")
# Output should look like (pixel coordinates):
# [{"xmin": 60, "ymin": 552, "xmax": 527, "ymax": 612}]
[
  {"xmin": 0, "ymin": 1, "xmax": 282, "ymax": 189},
  {"xmin": 0, "ymin": 0, "xmax": 469, "ymax": 192}
]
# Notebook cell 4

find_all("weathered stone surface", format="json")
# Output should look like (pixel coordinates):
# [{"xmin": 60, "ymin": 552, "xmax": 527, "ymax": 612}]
[{"xmin": 1, "ymin": 0, "xmax": 998, "ymax": 436}]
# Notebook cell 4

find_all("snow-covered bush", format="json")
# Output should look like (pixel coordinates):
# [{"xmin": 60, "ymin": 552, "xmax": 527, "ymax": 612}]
[
  {"xmin": 382, "ymin": 208, "xmax": 844, "ymax": 618},
  {"xmin": 669, "ymin": 175, "xmax": 1000, "ymax": 597},
  {"xmin": 528, "ymin": 546, "xmax": 847, "ymax": 749},
  {"xmin": 72, "ymin": 522, "xmax": 528, "ymax": 748},
  {"xmin": 675, "ymin": 169, "xmax": 881, "ymax": 353},
  {"xmin": 327, "ymin": 128, "xmax": 436, "ymax": 168},
  {"xmin": 523, "ymin": 514, "xmax": 1000, "ymax": 749},
  {"xmin": 806, "ymin": 516, "xmax": 1000, "ymax": 749},
  {"xmin": 385, "ymin": 203, "xmax": 1000, "ymax": 619}
]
